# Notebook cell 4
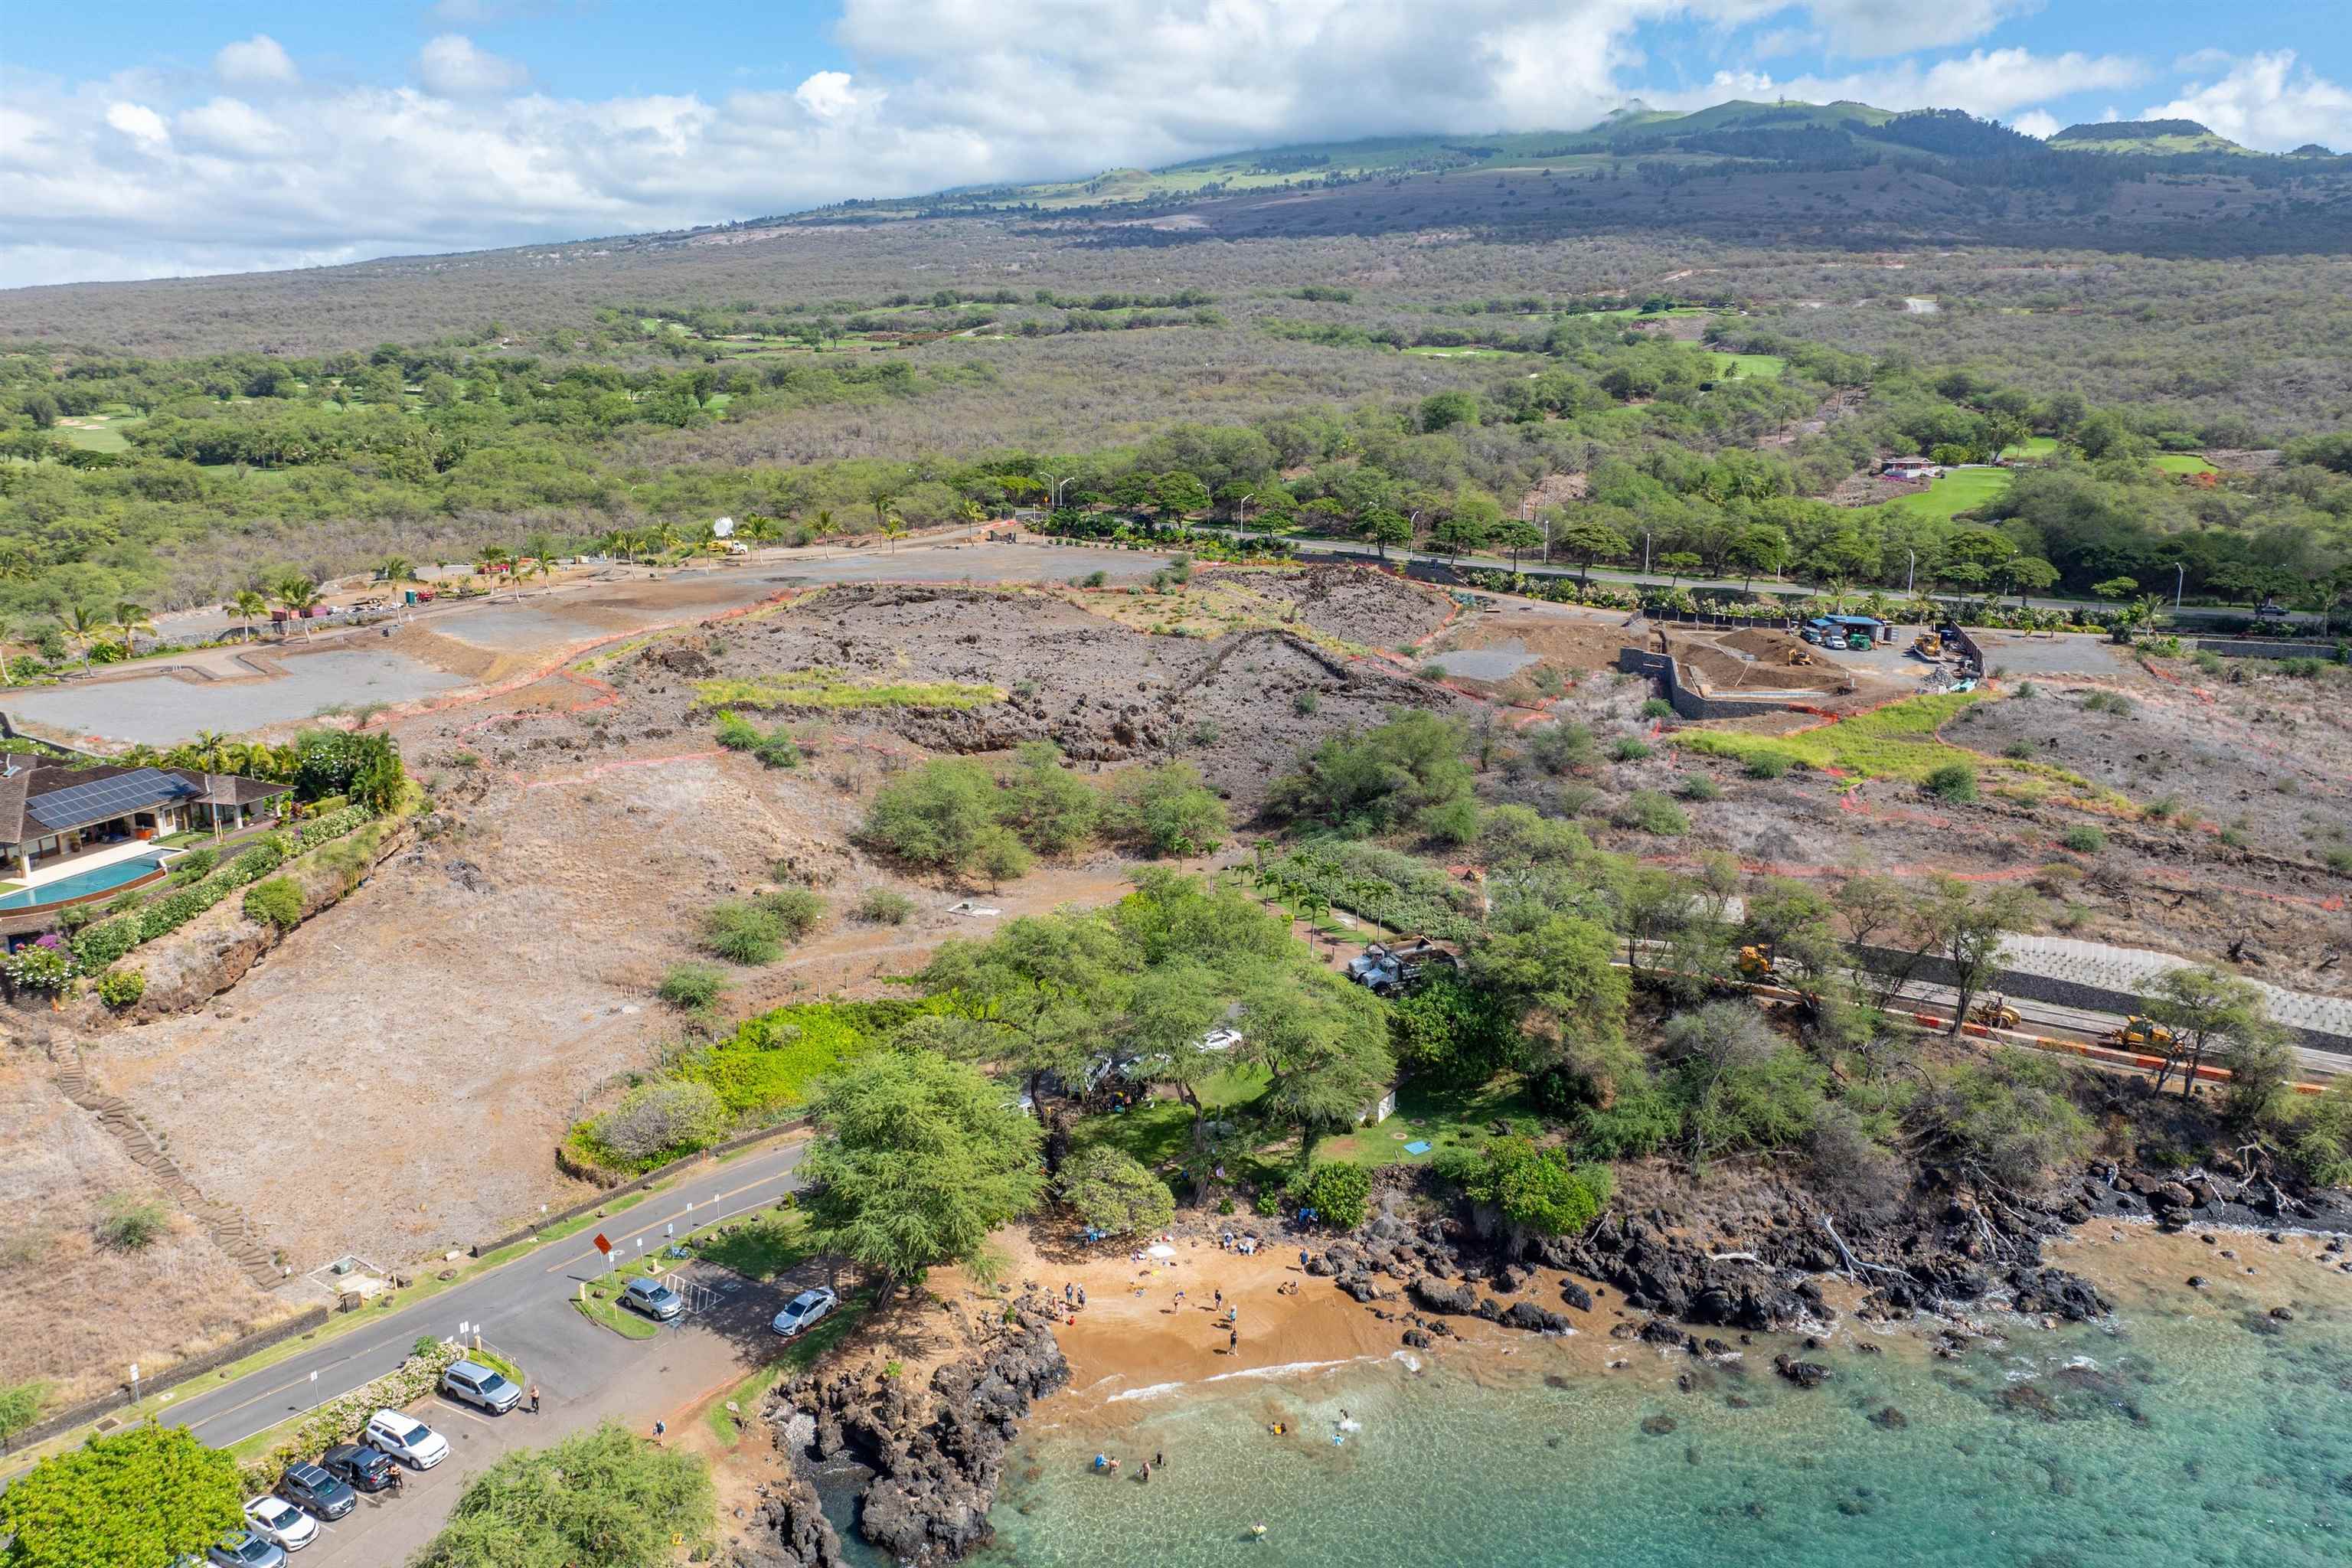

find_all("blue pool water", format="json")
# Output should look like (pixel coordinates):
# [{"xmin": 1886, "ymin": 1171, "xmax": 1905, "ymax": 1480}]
[{"xmin": 0, "ymin": 851, "xmax": 168, "ymax": 909}]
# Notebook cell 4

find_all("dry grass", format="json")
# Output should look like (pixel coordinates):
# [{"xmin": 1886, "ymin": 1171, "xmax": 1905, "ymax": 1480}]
[{"xmin": 0, "ymin": 1062, "xmax": 288, "ymax": 1406}]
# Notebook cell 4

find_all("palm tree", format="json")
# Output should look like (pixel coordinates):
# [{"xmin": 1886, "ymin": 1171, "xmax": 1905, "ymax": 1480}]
[
  {"xmin": 522, "ymin": 531, "xmax": 560, "ymax": 572},
  {"xmin": 112, "ymin": 601, "xmax": 154, "ymax": 652},
  {"xmin": 60, "ymin": 603, "xmax": 104, "ymax": 667},
  {"xmin": 274, "ymin": 576, "xmax": 321, "ymax": 639},
  {"xmin": 812, "ymin": 508, "xmax": 838, "ymax": 540},
  {"xmin": 956, "ymin": 498, "xmax": 987, "ymax": 528},
  {"xmin": 0, "ymin": 619, "xmax": 18, "ymax": 687},
  {"xmin": 378, "ymin": 555, "xmax": 415, "ymax": 592},
  {"xmin": 231, "ymin": 589, "xmax": 267, "ymax": 642},
  {"xmin": 2128, "ymin": 593, "xmax": 2169, "ymax": 634},
  {"xmin": 880, "ymin": 511, "xmax": 908, "ymax": 554}
]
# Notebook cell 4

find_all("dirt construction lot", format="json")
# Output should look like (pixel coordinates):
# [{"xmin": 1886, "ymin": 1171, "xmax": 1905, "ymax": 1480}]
[{"xmin": 3, "ymin": 563, "xmax": 1465, "ymax": 1396}]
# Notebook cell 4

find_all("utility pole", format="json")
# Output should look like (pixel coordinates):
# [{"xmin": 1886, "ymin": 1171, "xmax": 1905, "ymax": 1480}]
[
  {"xmin": 2174, "ymin": 562, "xmax": 2185, "ymax": 607},
  {"xmin": 1642, "ymin": 531, "xmax": 1652, "ymax": 573},
  {"xmin": 1906, "ymin": 548, "xmax": 1916, "ymax": 596}
]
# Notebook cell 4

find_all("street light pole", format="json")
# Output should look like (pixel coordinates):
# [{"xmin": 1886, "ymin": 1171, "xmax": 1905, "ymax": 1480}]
[
  {"xmin": 1643, "ymin": 531, "xmax": 1652, "ymax": 574},
  {"xmin": 1236, "ymin": 492, "xmax": 1253, "ymax": 545},
  {"xmin": 1906, "ymin": 548, "xmax": 1916, "ymax": 595},
  {"xmin": 2174, "ymin": 563, "xmax": 2185, "ymax": 607}
]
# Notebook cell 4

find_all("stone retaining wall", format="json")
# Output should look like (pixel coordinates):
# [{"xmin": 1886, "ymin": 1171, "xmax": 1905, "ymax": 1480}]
[
  {"xmin": 2191, "ymin": 638, "xmax": 2347, "ymax": 661},
  {"xmin": 5, "ymin": 1306, "xmax": 332, "ymax": 1455},
  {"xmin": 1616, "ymin": 645, "xmax": 1811, "ymax": 721}
]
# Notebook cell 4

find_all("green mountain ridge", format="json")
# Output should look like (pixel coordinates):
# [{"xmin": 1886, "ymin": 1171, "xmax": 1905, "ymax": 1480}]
[{"xmin": 2050, "ymin": 118, "xmax": 2251, "ymax": 155}]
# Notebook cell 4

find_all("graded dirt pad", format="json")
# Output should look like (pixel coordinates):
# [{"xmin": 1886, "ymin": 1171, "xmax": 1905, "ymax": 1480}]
[
  {"xmin": 609, "ymin": 581, "xmax": 1477, "ymax": 806},
  {"xmin": 0, "ymin": 1060, "xmax": 286, "ymax": 1406},
  {"xmin": 1190, "ymin": 564, "xmax": 1453, "ymax": 650},
  {"xmin": 1426, "ymin": 604, "xmax": 1639, "ymax": 680},
  {"xmin": 1660, "ymin": 627, "xmax": 1863, "ymax": 696}
]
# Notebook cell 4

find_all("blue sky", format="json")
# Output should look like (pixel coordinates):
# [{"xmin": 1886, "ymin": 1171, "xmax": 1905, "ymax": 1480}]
[{"xmin": 6, "ymin": 1, "xmax": 2352, "ymax": 288}]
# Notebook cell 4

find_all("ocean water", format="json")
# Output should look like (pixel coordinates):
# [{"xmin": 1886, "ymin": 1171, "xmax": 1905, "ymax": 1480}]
[{"xmin": 969, "ymin": 1247, "xmax": 2352, "ymax": 1568}]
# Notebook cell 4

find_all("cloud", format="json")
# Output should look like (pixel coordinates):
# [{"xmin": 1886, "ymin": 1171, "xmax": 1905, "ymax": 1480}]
[
  {"xmin": 2011, "ymin": 109, "xmax": 2059, "ymax": 139},
  {"xmin": 178, "ymin": 98, "xmax": 286, "ymax": 159},
  {"xmin": 1686, "ymin": 48, "xmax": 2147, "ymax": 121},
  {"xmin": 103, "ymin": 102, "xmax": 171, "ymax": 150},
  {"xmin": 214, "ymin": 34, "xmax": 298, "ymax": 86},
  {"xmin": 0, "ymin": 1, "xmax": 2252, "ymax": 289},
  {"xmin": 2140, "ymin": 51, "xmax": 2352, "ymax": 152},
  {"xmin": 416, "ymin": 34, "xmax": 531, "ymax": 96}
]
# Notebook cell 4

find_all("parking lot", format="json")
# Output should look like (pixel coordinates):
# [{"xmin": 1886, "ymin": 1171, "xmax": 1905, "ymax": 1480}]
[{"xmin": 275, "ymin": 1259, "xmax": 809, "ymax": 1566}]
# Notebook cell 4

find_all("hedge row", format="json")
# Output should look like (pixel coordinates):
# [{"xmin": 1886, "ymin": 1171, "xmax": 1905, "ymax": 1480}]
[
  {"xmin": 236, "ymin": 1341, "xmax": 463, "ymax": 1495},
  {"xmin": 70, "ymin": 806, "xmax": 379, "ymax": 972}
]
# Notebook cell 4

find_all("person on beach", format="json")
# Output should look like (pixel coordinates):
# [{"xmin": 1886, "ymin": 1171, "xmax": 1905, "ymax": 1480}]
[
  {"xmin": 1077, "ymin": 1285, "xmax": 1086, "ymax": 1306},
  {"xmin": 1229, "ymin": 1328, "xmax": 1239, "ymax": 1352},
  {"xmin": 1214, "ymin": 1288, "xmax": 1223, "ymax": 1308},
  {"xmin": 528, "ymin": 1384, "xmax": 541, "ymax": 1414},
  {"xmin": 1138, "ymin": 1461, "xmax": 1152, "ymax": 1483},
  {"xmin": 1155, "ymin": 1450, "xmax": 1165, "ymax": 1468},
  {"xmin": 1226, "ymin": 1305, "xmax": 1238, "ymax": 1324},
  {"xmin": 1299, "ymin": 1249, "xmax": 1309, "ymax": 1269},
  {"xmin": 653, "ymin": 1419, "xmax": 665, "ymax": 1443},
  {"xmin": 1065, "ymin": 1282, "xmax": 1073, "ymax": 1303}
]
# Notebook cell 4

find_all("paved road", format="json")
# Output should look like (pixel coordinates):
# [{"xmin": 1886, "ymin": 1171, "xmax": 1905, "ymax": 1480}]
[{"xmin": 155, "ymin": 1138, "xmax": 810, "ymax": 1450}]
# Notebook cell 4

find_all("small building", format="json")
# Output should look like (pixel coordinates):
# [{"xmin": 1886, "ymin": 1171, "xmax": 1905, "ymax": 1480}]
[
  {"xmin": 1881, "ymin": 456, "xmax": 1942, "ymax": 480},
  {"xmin": 0, "ymin": 755, "xmax": 292, "ymax": 882}
]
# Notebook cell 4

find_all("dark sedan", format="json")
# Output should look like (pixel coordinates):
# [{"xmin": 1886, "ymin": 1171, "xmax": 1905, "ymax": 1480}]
[{"xmin": 318, "ymin": 1442, "xmax": 400, "ymax": 1494}]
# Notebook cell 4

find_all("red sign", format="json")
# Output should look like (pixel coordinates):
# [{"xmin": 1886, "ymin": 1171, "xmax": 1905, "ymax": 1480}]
[{"xmin": 592, "ymin": 1233, "xmax": 612, "ymax": 1256}]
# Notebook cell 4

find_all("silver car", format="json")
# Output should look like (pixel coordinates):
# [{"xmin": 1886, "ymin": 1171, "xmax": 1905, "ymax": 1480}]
[
  {"xmin": 771, "ymin": 1286, "xmax": 839, "ymax": 1338},
  {"xmin": 439, "ymin": 1357, "xmax": 522, "ymax": 1414}
]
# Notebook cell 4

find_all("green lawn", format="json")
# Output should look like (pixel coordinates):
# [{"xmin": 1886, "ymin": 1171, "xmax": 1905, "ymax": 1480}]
[
  {"xmin": 1879, "ymin": 466, "xmax": 2011, "ymax": 521},
  {"xmin": 1673, "ymin": 690, "xmax": 2119, "ymax": 802},
  {"xmin": 1312, "ymin": 1075, "xmax": 1540, "ymax": 1169},
  {"xmin": 51, "ymin": 415, "xmax": 142, "ymax": 453},
  {"xmin": 2001, "ymin": 436, "xmax": 2061, "ymax": 460},
  {"xmin": 1707, "ymin": 351, "xmax": 1785, "ymax": 380},
  {"xmin": 694, "ymin": 1212, "xmax": 813, "ymax": 1280},
  {"xmin": 573, "ymin": 1260, "xmax": 667, "ymax": 1339},
  {"xmin": 2154, "ymin": 452, "xmax": 2218, "ymax": 475}
]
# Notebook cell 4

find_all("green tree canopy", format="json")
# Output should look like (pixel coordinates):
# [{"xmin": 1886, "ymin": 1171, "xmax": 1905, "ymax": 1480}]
[
  {"xmin": 0, "ymin": 1424, "xmax": 240, "ymax": 1568},
  {"xmin": 799, "ymin": 1049, "xmax": 1047, "ymax": 1291},
  {"xmin": 1055, "ymin": 1146, "xmax": 1175, "ymax": 1235},
  {"xmin": 407, "ymin": 1422, "xmax": 712, "ymax": 1568}
]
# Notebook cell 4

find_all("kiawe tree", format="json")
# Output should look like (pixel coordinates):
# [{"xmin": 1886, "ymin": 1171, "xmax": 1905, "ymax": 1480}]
[{"xmin": 797, "ymin": 1049, "xmax": 1045, "ymax": 1295}]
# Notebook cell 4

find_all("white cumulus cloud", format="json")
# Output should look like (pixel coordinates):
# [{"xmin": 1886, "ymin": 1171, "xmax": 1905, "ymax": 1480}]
[
  {"xmin": 214, "ymin": 34, "xmax": 298, "ymax": 86},
  {"xmin": 416, "ymin": 34, "xmax": 531, "ymax": 96},
  {"xmin": 103, "ymin": 102, "xmax": 171, "ymax": 150},
  {"xmin": 1690, "ymin": 48, "xmax": 2146, "ymax": 121},
  {"xmin": 2012, "ymin": 109, "xmax": 2059, "ymax": 139},
  {"xmin": 2141, "ymin": 51, "xmax": 2352, "ymax": 151}
]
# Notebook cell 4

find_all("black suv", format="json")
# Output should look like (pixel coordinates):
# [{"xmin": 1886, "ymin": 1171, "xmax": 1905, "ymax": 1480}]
[
  {"xmin": 277, "ymin": 1460, "xmax": 358, "ymax": 1520},
  {"xmin": 319, "ymin": 1442, "xmax": 400, "ymax": 1494}
]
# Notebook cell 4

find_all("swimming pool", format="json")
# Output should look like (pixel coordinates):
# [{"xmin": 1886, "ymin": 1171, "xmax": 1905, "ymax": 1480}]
[{"xmin": 0, "ymin": 851, "xmax": 170, "ymax": 910}]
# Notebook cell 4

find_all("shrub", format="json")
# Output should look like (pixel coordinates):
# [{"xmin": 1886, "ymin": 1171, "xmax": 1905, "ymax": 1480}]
[
  {"xmin": 1436, "ymin": 1135, "xmax": 1613, "ymax": 1234},
  {"xmin": 714, "ymin": 710, "xmax": 762, "ymax": 751},
  {"xmin": 1267, "ymin": 710, "xmax": 1472, "ymax": 837},
  {"xmin": 1105, "ymin": 761, "xmax": 1227, "ymax": 858},
  {"xmin": 1292, "ymin": 690, "xmax": 1319, "ymax": 716},
  {"xmin": 760, "ymin": 887, "xmax": 827, "ymax": 941},
  {"xmin": 169, "ymin": 847, "xmax": 220, "ymax": 882},
  {"xmin": 862, "ymin": 758, "xmax": 1026, "ymax": 875},
  {"xmin": 855, "ymin": 887, "xmax": 914, "ymax": 924},
  {"xmin": 2081, "ymin": 691, "xmax": 2135, "ymax": 717},
  {"xmin": 1289, "ymin": 1161, "xmax": 1373, "ymax": 1230},
  {"xmin": 2324, "ymin": 848, "xmax": 2352, "ymax": 875},
  {"xmin": 702, "ymin": 900, "xmax": 783, "ymax": 965},
  {"xmin": 1611, "ymin": 789, "xmax": 1688, "ymax": 835},
  {"xmin": 2060, "ymin": 826, "xmax": 2105, "ymax": 854},
  {"xmin": 589, "ymin": 1080, "xmax": 731, "ymax": 1167},
  {"xmin": 1743, "ymin": 752, "xmax": 1793, "ymax": 779},
  {"xmin": 70, "ymin": 918, "xmax": 141, "ymax": 972},
  {"xmin": 1525, "ymin": 721, "xmax": 1597, "ymax": 775},
  {"xmin": 1923, "ymin": 763, "xmax": 1978, "ymax": 802},
  {"xmin": 230, "ymin": 842, "xmax": 285, "ymax": 880},
  {"xmin": 997, "ymin": 742, "xmax": 1100, "ymax": 853},
  {"xmin": 1674, "ymin": 773, "xmax": 1721, "ymax": 802},
  {"xmin": 1419, "ymin": 796, "xmax": 1482, "ymax": 847},
  {"xmin": 3, "ymin": 943, "xmax": 77, "ymax": 993},
  {"xmin": 96, "ymin": 969, "xmax": 145, "ymax": 1009},
  {"xmin": 2001, "ymin": 741, "xmax": 2035, "ymax": 760},
  {"xmin": 409, "ymin": 1422, "xmax": 711, "ymax": 1568},
  {"xmin": 1639, "ymin": 697, "xmax": 1673, "ymax": 719},
  {"xmin": 1419, "ymin": 662, "xmax": 1450, "ymax": 681},
  {"xmin": 96, "ymin": 1193, "xmax": 170, "ymax": 1251},
  {"xmin": 1055, "ymin": 1147, "xmax": 1175, "ymax": 1235},
  {"xmin": 1609, "ymin": 736, "xmax": 1652, "ymax": 762},
  {"xmin": 656, "ymin": 962, "xmax": 726, "ymax": 1011},
  {"xmin": 243, "ymin": 878, "xmax": 305, "ymax": 931}
]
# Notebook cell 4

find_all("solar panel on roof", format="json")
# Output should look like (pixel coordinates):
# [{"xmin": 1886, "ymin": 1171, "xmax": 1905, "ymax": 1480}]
[{"xmin": 25, "ymin": 768, "xmax": 200, "ymax": 832}]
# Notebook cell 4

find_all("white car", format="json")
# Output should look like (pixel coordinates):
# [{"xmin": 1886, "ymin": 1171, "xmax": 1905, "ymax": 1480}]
[
  {"xmin": 772, "ymin": 1286, "xmax": 840, "ymax": 1338},
  {"xmin": 242, "ymin": 1496, "xmax": 318, "ymax": 1553},
  {"xmin": 363, "ymin": 1409, "xmax": 450, "ymax": 1469}
]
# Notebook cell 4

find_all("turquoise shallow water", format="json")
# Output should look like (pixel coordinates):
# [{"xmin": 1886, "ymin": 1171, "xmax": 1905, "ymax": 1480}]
[{"xmin": 970, "ymin": 1238, "xmax": 2352, "ymax": 1568}]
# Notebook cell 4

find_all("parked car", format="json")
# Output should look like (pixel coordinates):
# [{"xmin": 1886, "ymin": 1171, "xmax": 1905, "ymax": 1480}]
[
  {"xmin": 621, "ymin": 1276, "xmax": 684, "ymax": 1321},
  {"xmin": 439, "ymin": 1357, "xmax": 522, "ymax": 1414},
  {"xmin": 274, "ymin": 1462, "xmax": 355, "ymax": 1521},
  {"xmin": 318, "ymin": 1442, "xmax": 400, "ymax": 1493},
  {"xmin": 241, "ymin": 1496, "xmax": 317, "ymax": 1552},
  {"xmin": 772, "ymin": 1286, "xmax": 839, "ymax": 1338},
  {"xmin": 363, "ymin": 1410, "xmax": 450, "ymax": 1470},
  {"xmin": 206, "ymin": 1533, "xmax": 287, "ymax": 1568}
]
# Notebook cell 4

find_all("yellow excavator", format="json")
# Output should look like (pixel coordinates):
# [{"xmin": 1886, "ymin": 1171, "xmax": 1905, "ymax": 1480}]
[
  {"xmin": 1912, "ymin": 631, "xmax": 1944, "ymax": 659},
  {"xmin": 1736, "ymin": 945, "xmax": 1777, "ymax": 981},
  {"xmin": 1784, "ymin": 645, "xmax": 1816, "ymax": 668},
  {"xmin": 2105, "ymin": 1015, "xmax": 2178, "ymax": 1052}
]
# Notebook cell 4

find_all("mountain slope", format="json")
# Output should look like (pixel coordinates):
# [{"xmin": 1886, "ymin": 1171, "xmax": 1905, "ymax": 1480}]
[{"xmin": 2050, "ymin": 119, "xmax": 2252, "ymax": 155}]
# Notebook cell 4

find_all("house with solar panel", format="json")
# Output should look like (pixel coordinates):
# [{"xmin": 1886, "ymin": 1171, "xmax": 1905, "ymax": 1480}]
[{"xmin": 0, "ymin": 754, "xmax": 293, "ymax": 913}]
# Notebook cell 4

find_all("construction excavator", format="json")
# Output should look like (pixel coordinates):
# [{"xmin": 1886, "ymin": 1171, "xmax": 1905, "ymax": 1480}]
[
  {"xmin": 1911, "ymin": 630, "xmax": 1944, "ymax": 659},
  {"xmin": 1736, "ymin": 945, "xmax": 1777, "ymax": 980},
  {"xmin": 1784, "ymin": 645, "xmax": 1816, "ymax": 668}
]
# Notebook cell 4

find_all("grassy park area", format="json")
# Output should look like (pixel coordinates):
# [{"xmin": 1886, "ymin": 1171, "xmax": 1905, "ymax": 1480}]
[{"xmin": 1880, "ymin": 465, "xmax": 2012, "ymax": 521}]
